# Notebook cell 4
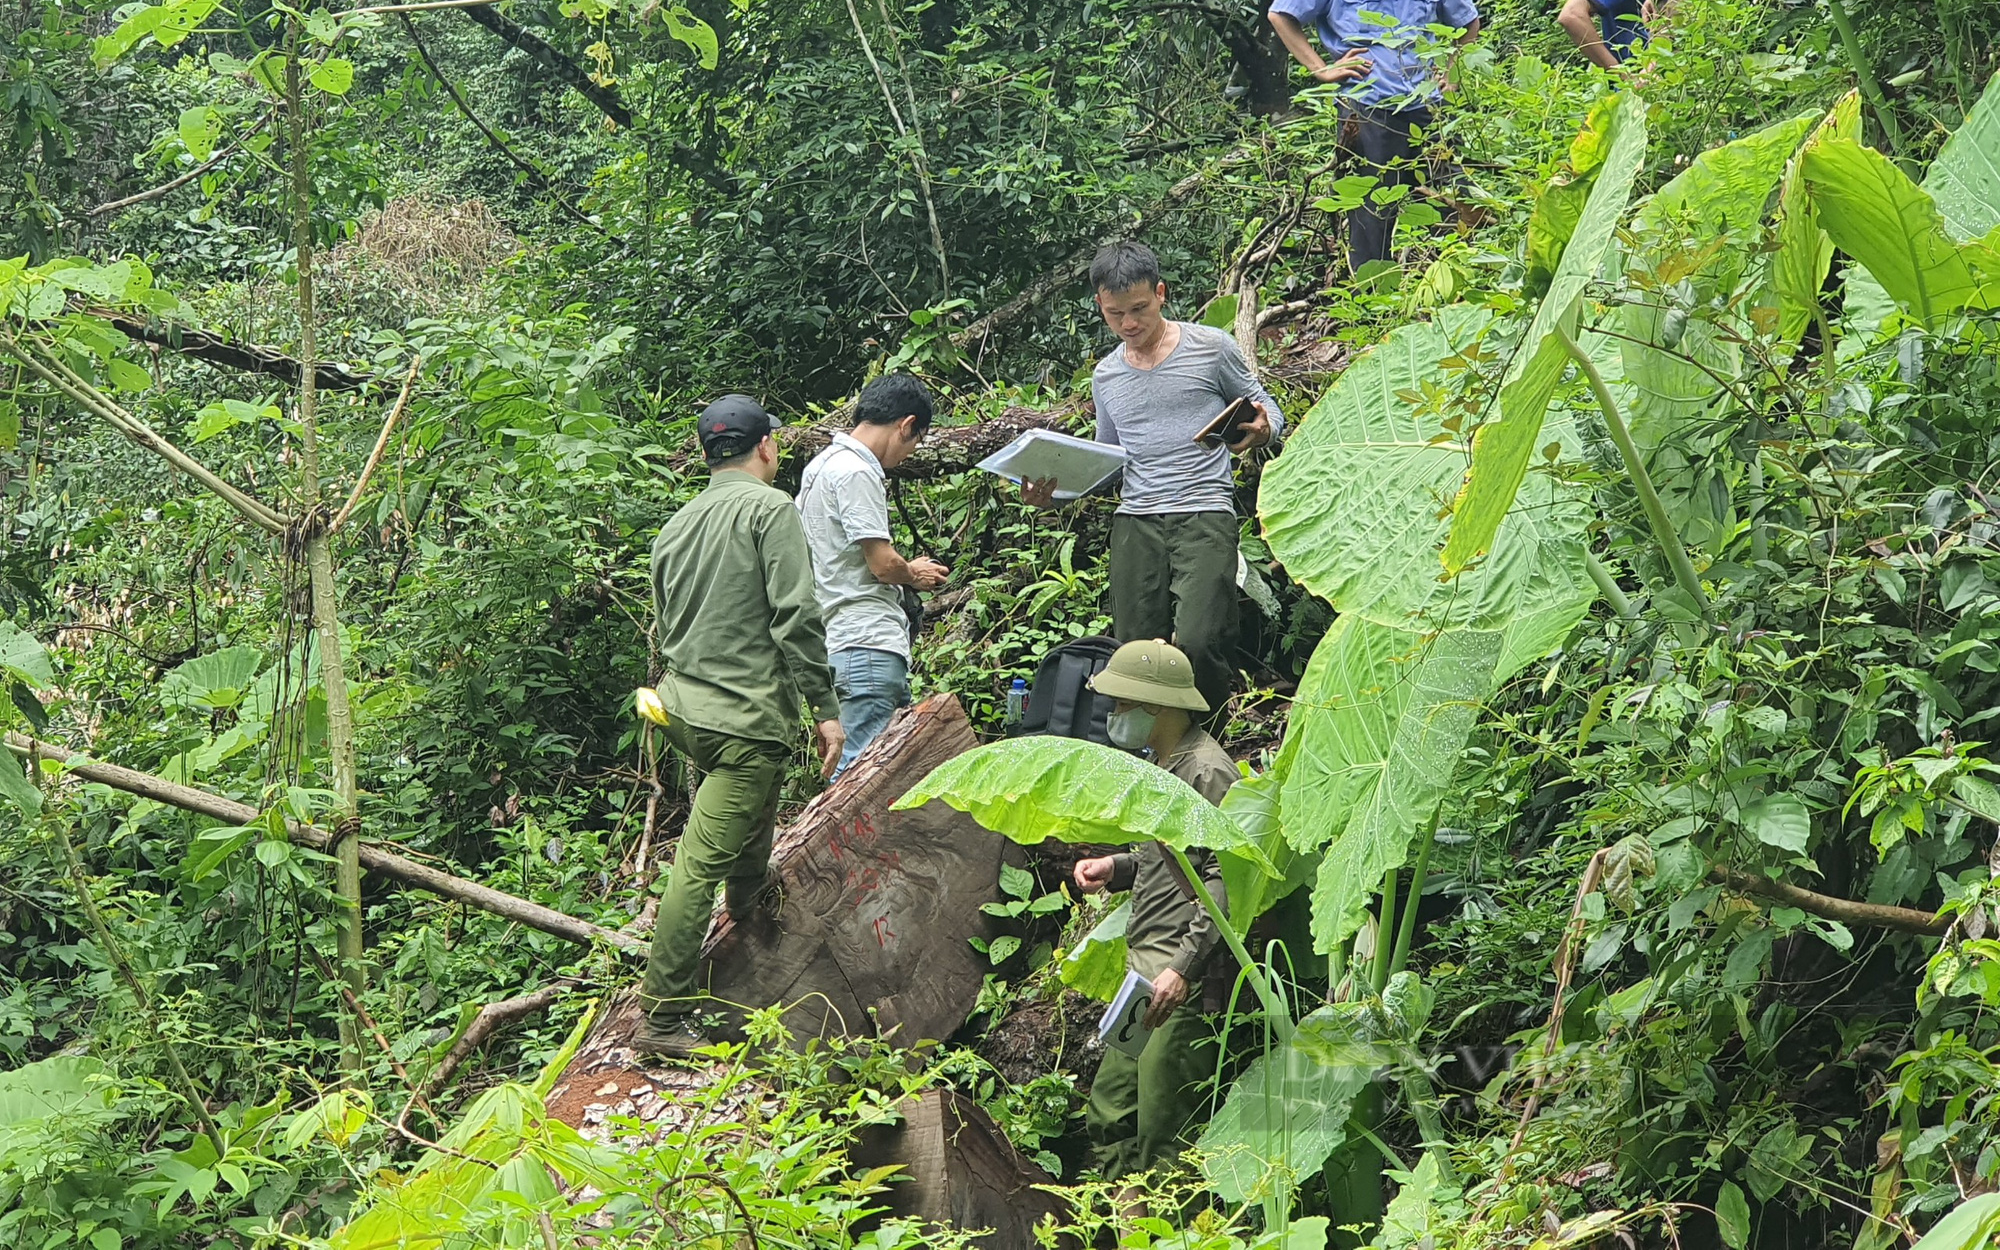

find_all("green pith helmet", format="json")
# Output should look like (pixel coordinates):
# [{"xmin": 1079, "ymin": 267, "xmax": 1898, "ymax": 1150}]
[{"xmin": 1087, "ymin": 639, "xmax": 1209, "ymax": 712}]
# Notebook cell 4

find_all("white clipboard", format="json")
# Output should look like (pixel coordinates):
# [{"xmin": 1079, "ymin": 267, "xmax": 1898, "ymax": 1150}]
[{"xmin": 976, "ymin": 429, "xmax": 1128, "ymax": 500}]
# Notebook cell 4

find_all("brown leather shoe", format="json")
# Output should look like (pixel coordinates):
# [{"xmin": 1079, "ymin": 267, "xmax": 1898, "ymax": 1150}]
[{"xmin": 632, "ymin": 1015, "xmax": 717, "ymax": 1060}]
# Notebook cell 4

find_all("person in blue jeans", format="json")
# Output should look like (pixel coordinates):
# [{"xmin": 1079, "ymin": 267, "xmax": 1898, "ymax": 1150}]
[
  {"xmin": 1269, "ymin": 0, "xmax": 1481, "ymax": 271},
  {"xmin": 796, "ymin": 373, "xmax": 950, "ymax": 777},
  {"xmin": 1558, "ymin": 0, "xmax": 1654, "ymax": 69}
]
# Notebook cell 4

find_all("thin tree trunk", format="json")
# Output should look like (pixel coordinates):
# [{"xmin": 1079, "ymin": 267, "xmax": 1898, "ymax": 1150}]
[
  {"xmin": 287, "ymin": 35, "xmax": 368, "ymax": 1075},
  {"xmin": 3, "ymin": 732, "xmax": 647, "ymax": 951}
]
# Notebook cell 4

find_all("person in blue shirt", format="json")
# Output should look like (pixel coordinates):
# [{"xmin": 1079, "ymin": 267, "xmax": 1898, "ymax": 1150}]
[
  {"xmin": 1268, "ymin": 0, "xmax": 1481, "ymax": 271},
  {"xmin": 1558, "ymin": 0, "xmax": 1653, "ymax": 69}
]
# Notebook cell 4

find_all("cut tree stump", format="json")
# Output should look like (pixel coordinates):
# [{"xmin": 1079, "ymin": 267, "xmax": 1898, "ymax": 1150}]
[
  {"xmin": 544, "ymin": 695, "xmax": 1060, "ymax": 1241},
  {"xmin": 699, "ymin": 692, "xmax": 1017, "ymax": 1044},
  {"xmin": 550, "ymin": 693, "xmax": 1012, "ymax": 1070},
  {"xmin": 850, "ymin": 1088, "xmax": 1067, "ymax": 1245}
]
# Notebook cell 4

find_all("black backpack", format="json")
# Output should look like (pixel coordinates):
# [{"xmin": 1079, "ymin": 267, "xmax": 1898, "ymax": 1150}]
[{"xmin": 1014, "ymin": 635, "xmax": 1120, "ymax": 745}]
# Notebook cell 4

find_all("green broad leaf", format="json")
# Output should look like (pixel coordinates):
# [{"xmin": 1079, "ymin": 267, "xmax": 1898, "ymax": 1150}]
[
  {"xmin": 184, "ymin": 825, "xmax": 256, "ymax": 881},
  {"xmin": 998, "ymin": 861, "xmax": 1034, "ymax": 901},
  {"xmin": 1199, "ymin": 293, "xmax": 1240, "ymax": 331},
  {"xmin": 663, "ymin": 6, "xmax": 719, "ymax": 70},
  {"xmin": 1716, "ymin": 1179, "xmax": 1752, "ymax": 1249},
  {"xmin": 1219, "ymin": 770, "xmax": 1315, "ymax": 927},
  {"xmin": 1441, "ymin": 89, "xmax": 1645, "ymax": 575},
  {"xmin": 160, "ymin": 646, "xmax": 264, "ymax": 711},
  {"xmin": 105, "ymin": 357, "xmax": 152, "ymax": 393},
  {"xmin": 1256, "ymin": 306, "xmax": 1595, "ymax": 663},
  {"xmin": 1926, "ymin": 70, "xmax": 2000, "ymax": 241},
  {"xmin": 49, "ymin": 259, "xmax": 141, "ymax": 303},
  {"xmin": 1198, "ymin": 1003, "xmax": 1378, "ymax": 1203},
  {"xmin": 0, "ymin": 620, "xmax": 54, "ymax": 688},
  {"xmin": 308, "ymin": 56, "xmax": 354, "ymax": 96},
  {"xmin": 1952, "ymin": 774, "xmax": 2000, "ymax": 824},
  {"xmin": 94, "ymin": 3, "xmax": 165, "ymax": 63},
  {"xmin": 1619, "ymin": 110, "xmax": 1819, "ymax": 452},
  {"xmin": 1275, "ymin": 619, "xmax": 1500, "ymax": 952},
  {"xmin": 1772, "ymin": 93, "xmax": 1859, "ymax": 344},
  {"xmin": 894, "ymin": 736, "xmax": 1276, "ymax": 871},
  {"xmin": 190, "ymin": 398, "xmax": 278, "ymax": 443},
  {"xmin": 1377, "ymin": 1153, "xmax": 1447, "ymax": 1248},
  {"xmin": 0, "ymin": 1056, "xmax": 110, "ymax": 1126},
  {"xmin": 1802, "ymin": 138, "xmax": 2000, "ymax": 328},
  {"xmin": 304, "ymin": 8, "xmax": 340, "ymax": 43},
  {"xmin": 251, "ymin": 54, "xmax": 288, "ymax": 98},
  {"xmin": 986, "ymin": 934, "xmax": 1022, "ymax": 964},
  {"xmin": 1910, "ymin": 1192, "xmax": 2000, "ymax": 1250},
  {"xmin": 1060, "ymin": 901, "xmax": 1130, "ymax": 1001},
  {"xmin": 0, "ymin": 753, "xmax": 41, "ymax": 816},
  {"xmin": 1744, "ymin": 791, "xmax": 1811, "ymax": 852},
  {"xmin": 0, "ymin": 399, "xmax": 18, "ymax": 450},
  {"xmin": 1248, "ymin": 1216, "xmax": 1331, "ymax": 1250},
  {"xmin": 1522, "ymin": 176, "xmax": 1590, "ymax": 299},
  {"xmin": 179, "ymin": 105, "xmax": 222, "ymax": 162}
]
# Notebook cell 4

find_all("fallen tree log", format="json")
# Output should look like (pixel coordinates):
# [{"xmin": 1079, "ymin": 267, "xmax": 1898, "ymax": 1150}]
[
  {"xmin": 951, "ymin": 144, "xmax": 1253, "ymax": 354},
  {"xmin": 423, "ymin": 982, "xmax": 570, "ymax": 1098},
  {"xmin": 1711, "ymin": 867, "xmax": 1948, "ymax": 936},
  {"xmin": 777, "ymin": 403, "xmax": 1082, "ymax": 482},
  {"xmin": 91, "ymin": 308, "xmax": 378, "ymax": 392},
  {"xmin": 4, "ymin": 732, "xmax": 644, "ymax": 952}
]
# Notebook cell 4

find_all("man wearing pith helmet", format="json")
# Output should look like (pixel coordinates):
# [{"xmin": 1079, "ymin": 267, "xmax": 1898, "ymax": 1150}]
[{"xmin": 1072, "ymin": 639, "xmax": 1236, "ymax": 1189}]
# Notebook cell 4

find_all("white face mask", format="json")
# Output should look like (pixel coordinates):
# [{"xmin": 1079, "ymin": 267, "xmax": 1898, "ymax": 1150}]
[{"xmin": 1107, "ymin": 706, "xmax": 1157, "ymax": 750}]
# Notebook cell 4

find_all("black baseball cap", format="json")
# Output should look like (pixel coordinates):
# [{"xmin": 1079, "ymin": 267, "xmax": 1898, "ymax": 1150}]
[{"xmin": 697, "ymin": 394, "xmax": 781, "ymax": 459}]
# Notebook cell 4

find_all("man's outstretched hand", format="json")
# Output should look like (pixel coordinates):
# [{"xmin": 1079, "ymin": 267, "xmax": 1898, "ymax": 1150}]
[
  {"xmin": 1144, "ymin": 967, "xmax": 1190, "ymax": 1029},
  {"xmin": 1226, "ymin": 403, "xmax": 1274, "ymax": 454},
  {"xmin": 908, "ymin": 556, "xmax": 951, "ymax": 590},
  {"xmin": 1020, "ymin": 476, "xmax": 1059, "ymax": 510},
  {"xmin": 814, "ymin": 718, "xmax": 846, "ymax": 780}
]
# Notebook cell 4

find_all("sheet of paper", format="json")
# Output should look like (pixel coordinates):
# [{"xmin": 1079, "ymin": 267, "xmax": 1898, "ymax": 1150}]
[
  {"xmin": 1097, "ymin": 969, "xmax": 1155, "ymax": 1058},
  {"xmin": 976, "ymin": 429, "xmax": 1128, "ymax": 500}
]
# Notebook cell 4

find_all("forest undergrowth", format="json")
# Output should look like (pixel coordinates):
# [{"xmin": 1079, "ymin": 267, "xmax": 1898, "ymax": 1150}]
[{"xmin": 7, "ymin": 0, "xmax": 2000, "ymax": 1245}]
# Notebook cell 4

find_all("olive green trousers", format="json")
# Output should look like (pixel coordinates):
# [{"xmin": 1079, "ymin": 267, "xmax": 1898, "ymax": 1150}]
[
  {"xmin": 1109, "ymin": 511, "xmax": 1240, "ymax": 717},
  {"xmin": 638, "ymin": 722, "xmax": 788, "ymax": 1021},
  {"xmin": 1085, "ymin": 1004, "xmax": 1219, "ymax": 1180}
]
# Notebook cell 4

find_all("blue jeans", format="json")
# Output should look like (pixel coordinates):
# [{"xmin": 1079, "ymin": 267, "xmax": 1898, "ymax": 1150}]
[{"xmin": 830, "ymin": 647, "xmax": 910, "ymax": 778}]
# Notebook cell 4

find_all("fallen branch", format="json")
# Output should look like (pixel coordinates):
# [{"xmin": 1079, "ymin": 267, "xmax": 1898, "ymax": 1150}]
[
  {"xmin": 776, "ymin": 404, "xmax": 1080, "ymax": 482},
  {"xmin": 1711, "ymin": 867, "xmax": 1947, "ymax": 936},
  {"xmin": 1257, "ymin": 298, "xmax": 1313, "ymax": 328},
  {"xmin": 5, "ymin": 732, "xmax": 645, "ymax": 953},
  {"xmin": 330, "ymin": 355, "xmax": 421, "ymax": 534},
  {"xmin": 951, "ymin": 146, "xmax": 1253, "ymax": 352},
  {"xmin": 91, "ymin": 308, "xmax": 378, "ymax": 392},
  {"xmin": 87, "ymin": 111, "xmax": 277, "ymax": 218},
  {"xmin": 423, "ymin": 983, "xmax": 568, "ymax": 1097}
]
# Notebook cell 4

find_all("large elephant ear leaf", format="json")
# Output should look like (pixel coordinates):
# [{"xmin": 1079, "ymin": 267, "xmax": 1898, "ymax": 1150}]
[
  {"xmin": 894, "ymin": 736, "xmax": 1276, "ymax": 872},
  {"xmin": 1771, "ymin": 92, "xmax": 1860, "ymax": 346},
  {"xmin": 1274, "ymin": 618, "xmax": 1501, "ymax": 953},
  {"xmin": 1618, "ymin": 109, "xmax": 1820, "ymax": 455},
  {"xmin": 1839, "ymin": 70, "xmax": 2000, "ymax": 342},
  {"xmin": 1441, "ymin": 89, "xmax": 1647, "ymax": 576},
  {"xmin": 1256, "ymin": 306, "xmax": 1594, "ymax": 649},
  {"xmin": 1802, "ymin": 138, "xmax": 2000, "ymax": 329}
]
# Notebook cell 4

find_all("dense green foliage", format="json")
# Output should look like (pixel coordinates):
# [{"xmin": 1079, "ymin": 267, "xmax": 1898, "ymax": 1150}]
[{"xmin": 12, "ymin": 0, "xmax": 2000, "ymax": 1245}]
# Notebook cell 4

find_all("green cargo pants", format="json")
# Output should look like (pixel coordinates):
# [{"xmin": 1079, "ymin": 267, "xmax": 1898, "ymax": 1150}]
[
  {"xmin": 638, "ymin": 722, "xmax": 788, "ymax": 1022},
  {"xmin": 1085, "ymin": 1004, "xmax": 1219, "ymax": 1180},
  {"xmin": 1109, "ymin": 511, "xmax": 1240, "ymax": 718}
]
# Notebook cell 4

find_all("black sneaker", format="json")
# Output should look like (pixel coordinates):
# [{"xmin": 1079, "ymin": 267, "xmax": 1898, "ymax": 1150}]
[{"xmin": 632, "ymin": 1015, "xmax": 717, "ymax": 1060}]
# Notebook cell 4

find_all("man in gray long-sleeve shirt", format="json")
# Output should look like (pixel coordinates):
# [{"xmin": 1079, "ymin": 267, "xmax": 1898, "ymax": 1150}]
[{"xmin": 1025, "ymin": 242, "xmax": 1284, "ymax": 714}]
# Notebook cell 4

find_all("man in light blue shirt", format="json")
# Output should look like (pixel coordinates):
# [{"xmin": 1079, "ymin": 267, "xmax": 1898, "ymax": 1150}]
[{"xmin": 1269, "ymin": 0, "xmax": 1480, "ymax": 270}]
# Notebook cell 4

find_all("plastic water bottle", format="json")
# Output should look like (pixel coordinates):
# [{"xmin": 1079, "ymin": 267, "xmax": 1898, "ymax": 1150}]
[{"xmin": 1005, "ymin": 678, "xmax": 1027, "ymax": 727}]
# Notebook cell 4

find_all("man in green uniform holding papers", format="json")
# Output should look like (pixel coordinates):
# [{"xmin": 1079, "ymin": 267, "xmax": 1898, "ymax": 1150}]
[
  {"xmin": 636, "ymin": 395, "xmax": 844, "ymax": 1060},
  {"xmin": 1071, "ymin": 639, "xmax": 1235, "ymax": 1185}
]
